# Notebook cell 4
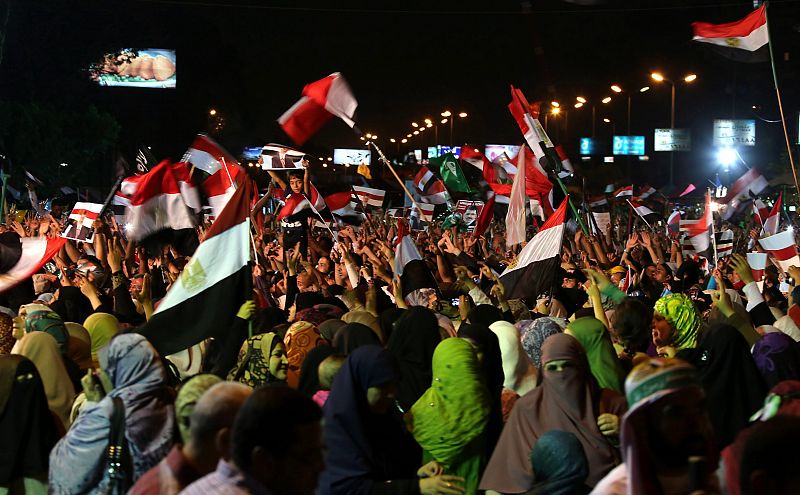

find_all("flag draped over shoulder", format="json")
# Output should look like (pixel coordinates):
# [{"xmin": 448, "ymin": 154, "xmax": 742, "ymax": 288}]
[
  {"xmin": 278, "ymin": 72, "xmax": 358, "ymax": 146},
  {"xmin": 692, "ymin": 4, "xmax": 769, "ymax": 62},
  {"xmin": 138, "ymin": 181, "xmax": 252, "ymax": 356},
  {"xmin": 500, "ymin": 196, "xmax": 568, "ymax": 300},
  {"xmin": 0, "ymin": 234, "xmax": 65, "ymax": 293}
]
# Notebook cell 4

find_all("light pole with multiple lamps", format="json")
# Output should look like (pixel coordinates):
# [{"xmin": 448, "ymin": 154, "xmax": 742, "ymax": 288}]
[{"xmin": 650, "ymin": 72, "xmax": 697, "ymax": 184}]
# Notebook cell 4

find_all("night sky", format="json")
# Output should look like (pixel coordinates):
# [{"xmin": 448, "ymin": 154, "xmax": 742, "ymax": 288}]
[{"xmin": 3, "ymin": 0, "xmax": 800, "ymax": 189}]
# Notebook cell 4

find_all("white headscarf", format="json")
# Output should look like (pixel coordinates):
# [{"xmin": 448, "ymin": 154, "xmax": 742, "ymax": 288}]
[{"xmin": 489, "ymin": 321, "xmax": 537, "ymax": 396}]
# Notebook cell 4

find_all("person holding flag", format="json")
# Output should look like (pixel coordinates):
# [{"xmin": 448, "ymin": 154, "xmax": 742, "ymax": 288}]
[{"xmin": 267, "ymin": 155, "xmax": 313, "ymax": 258}]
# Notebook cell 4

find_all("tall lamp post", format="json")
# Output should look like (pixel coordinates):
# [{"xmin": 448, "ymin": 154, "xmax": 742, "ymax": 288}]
[
  {"xmin": 650, "ymin": 72, "xmax": 697, "ymax": 184},
  {"xmin": 609, "ymin": 84, "xmax": 651, "ymax": 135}
]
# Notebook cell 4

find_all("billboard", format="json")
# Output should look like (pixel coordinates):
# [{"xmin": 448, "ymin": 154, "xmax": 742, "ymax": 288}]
[
  {"xmin": 713, "ymin": 119, "xmax": 756, "ymax": 146},
  {"xmin": 333, "ymin": 149, "xmax": 371, "ymax": 166},
  {"xmin": 427, "ymin": 146, "xmax": 439, "ymax": 158},
  {"xmin": 654, "ymin": 129, "xmax": 691, "ymax": 151},
  {"xmin": 579, "ymin": 138, "xmax": 597, "ymax": 155},
  {"xmin": 89, "ymin": 49, "xmax": 176, "ymax": 88},
  {"xmin": 612, "ymin": 135, "xmax": 645, "ymax": 156},
  {"xmin": 485, "ymin": 144, "xmax": 520, "ymax": 162},
  {"xmin": 439, "ymin": 145, "xmax": 461, "ymax": 158}
]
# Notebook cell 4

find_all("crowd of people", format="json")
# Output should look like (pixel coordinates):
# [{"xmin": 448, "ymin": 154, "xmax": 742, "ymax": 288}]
[{"xmin": 2, "ymin": 166, "xmax": 800, "ymax": 495}]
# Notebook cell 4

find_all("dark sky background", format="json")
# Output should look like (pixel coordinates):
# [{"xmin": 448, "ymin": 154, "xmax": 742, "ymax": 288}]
[{"xmin": 3, "ymin": 0, "xmax": 800, "ymax": 189}]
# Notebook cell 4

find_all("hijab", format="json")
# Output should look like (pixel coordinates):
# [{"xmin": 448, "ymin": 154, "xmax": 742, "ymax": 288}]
[
  {"xmin": 318, "ymin": 319, "xmax": 346, "ymax": 342},
  {"xmin": 83, "ymin": 312, "xmax": 119, "ymax": 362},
  {"xmin": 518, "ymin": 318, "xmax": 565, "ymax": 369},
  {"xmin": 379, "ymin": 307, "xmax": 405, "ymax": 343},
  {"xmin": 386, "ymin": 306, "xmax": 442, "ymax": 412},
  {"xmin": 21, "ymin": 305, "xmax": 69, "ymax": 354},
  {"xmin": 468, "ymin": 304, "xmax": 504, "ymax": 327},
  {"xmin": 0, "ymin": 355, "xmax": 60, "ymax": 485},
  {"xmin": 479, "ymin": 333, "xmax": 626, "ymax": 492},
  {"xmin": 318, "ymin": 345, "xmax": 420, "ymax": 495},
  {"xmin": 0, "ymin": 313, "xmax": 14, "ymax": 354},
  {"xmin": 752, "ymin": 332, "xmax": 800, "ymax": 388},
  {"xmin": 284, "ymin": 321, "xmax": 327, "ymax": 388},
  {"xmin": 408, "ymin": 338, "xmax": 490, "ymax": 493},
  {"xmin": 342, "ymin": 311, "xmax": 383, "ymax": 342},
  {"xmin": 677, "ymin": 323, "xmax": 767, "ymax": 448},
  {"xmin": 527, "ymin": 430, "xmax": 590, "ymax": 495},
  {"xmin": 654, "ymin": 293, "xmax": 700, "ymax": 350},
  {"xmin": 334, "ymin": 323, "xmax": 381, "ymax": 355},
  {"xmin": 457, "ymin": 323, "xmax": 504, "ymax": 456},
  {"xmin": 297, "ymin": 345, "xmax": 337, "ymax": 397},
  {"xmin": 65, "ymin": 322, "xmax": 93, "ymax": 370},
  {"xmin": 50, "ymin": 333, "xmax": 176, "ymax": 492},
  {"xmin": 227, "ymin": 332, "xmax": 284, "ymax": 387},
  {"xmin": 14, "ymin": 331, "xmax": 75, "ymax": 430},
  {"xmin": 175, "ymin": 374, "xmax": 223, "ymax": 443},
  {"xmin": 489, "ymin": 321, "xmax": 536, "ymax": 396},
  {"xmin": 566, "ymin": 317, "xmax": 625, "ymax": 393}
]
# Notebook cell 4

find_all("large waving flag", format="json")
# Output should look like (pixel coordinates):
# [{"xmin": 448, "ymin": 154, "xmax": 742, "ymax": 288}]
[
  {"xmin": 182, "ymin": 134, "xmax": 236, "ymax": 175},
  {"xmin": 430, "ymin": 153, "xmax": 472, "ymax": 193},
  {"xmin": 413, "ymin": 166, "xmax": 450, "ymax": 205},
  {"xmin": 324, "ymin": 191, "xmax": 364, "ymax": 225},
  {"xmin": 720, "ymin": 168, "xmax": 769, "ymax": 219},
  {"xmin": 182, "ymin": 134, "xmax": 243, "ymax": 218},
  {"xmin": 0, "ymin": 234, "xmax": 66, "ymax": 294},
  {"xmin": 763, "ymin": 192, "xmax": 782, "ymax": 236},
  {"xmin": 500, "ymin": 196, "xmax": 568, "ymax": 299},
  {"xmin": 278, "ymin": 72, "xmax": 358, "ymax": 146},
  {"xmin": 352, "ymin": 185, "xmax": 386, "ymax": 208},
  {"xmin": 138, "ymin": 181, "xmax": 252, "ymax": 356},
  {"xmin": 508, "ymin": 85, "xmax": 553, "ymax": 160},
  {"xmin": 758, "ymin": 229, "xmax": 800, "ymax": 274},
  {"xmin": 505, "ymin": 146, "xmax": 528, "ymax": 247},
  {"xmin": 692, "ymin": 4, "xmax": 769, "ymax": 62},
  {"xmin": 685, "ymin": 192, "xmax": 713, "ymax": 254}
]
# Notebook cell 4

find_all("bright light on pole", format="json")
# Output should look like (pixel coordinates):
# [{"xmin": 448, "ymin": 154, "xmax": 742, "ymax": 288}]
[
  {"xmin": 574, "ymin": 102, "xmax": 584, "ymax": 109},
  {"xmin": 602, "ymin": 118, "xmax": 611, "ymax": 123},
  {"xmin": 401, "ymin": 138, "xmax": 408, "ymax": 143},
  {"xmin": 209, "ymin": 109, "xmax": 217, "ymax": 116},
  {"xmin": 413, "ymin": 130, "xmax": 419, "ymax": 135},
  {"xmin": 390, "ymin": 138, "xmax": 396, "ymax": 143},
  {"xmin": 458, "ymin": 112, "xmax": 468, "ymax": 118},
  {"xmin": 426, "ymin": 122, "xmax": 433, "ymax": 128},
  {"xmin": 684, "ymin": 74, "xmax": 697, "ymax": 83},
  {"xmin": 717, "ymin": 147, "xmax": 737, "ymax": 170},
  {"xmin": 602, "ymin": 96, "xmax": 612, "ymax": 104},
  {"xmin": 411, "ymin": 122, "xmax": 418, "ymax": 127},
  {"xmin": 441, "ymin": 118, "xmax": 448, "ymax": 124},
  {"xmin": 424, "ymin": 118, "xmax": 432, "ymax": 124},
  {"xmin": 610, "ymin": 85, "xmax": 622, "ymax": 93},
  {"xmin": 639, "ymin": 86, "xmax": 650, "ymax": 93},
  {"xmin": 551, "ymin": 101, "xmax": 560, "ymax": 108},
  {"xmin": 576, "ymin": 96, "xmax": 587, "ymax": 103},
  {"xmin": 651, "ymin": 72, "xmax": 664, "ymax": 82},
  {"xmin": 441, "ymin": 110, "xmax": 452, "ymax": 117},
  {"xmin": 551, "ymin": 107, "xmax": 561, "ymax": 115}
]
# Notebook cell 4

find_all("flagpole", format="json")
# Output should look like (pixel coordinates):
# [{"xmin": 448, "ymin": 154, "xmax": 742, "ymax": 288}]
[
  {"xmin": 765, "ymin": 2, "xmax": 800, "ymax": 196},
  {"xmin": 0, "ymin": 171, "xmax": 8, "ymax": 223},
  {"xmin": 710, "ymin": 188, "xmax": 719, "ymax": 265},
  {"xmin": 626, "ymin": 198, "xmax": 653, "ymax": 230},
  {"xmin": 552, "ymin": 174, "xmax": 589, "ymax": 236},
  {"xmin": 220, "ymin": 157, "xmax": 260, "ymax": 259},
  {"xmin": 367, "ymin": 141, "xmax": 426, "ymax": 215}
]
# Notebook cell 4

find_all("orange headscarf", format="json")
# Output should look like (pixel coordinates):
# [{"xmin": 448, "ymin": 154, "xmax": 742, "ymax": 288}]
[{"xmin": 284, "ymin": 321, "xmax": 328, "ymax": 388}]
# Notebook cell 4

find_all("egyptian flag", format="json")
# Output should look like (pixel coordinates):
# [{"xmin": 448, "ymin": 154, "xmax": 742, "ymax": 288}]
[
  {"xmin": 589, "ymin": 195, "xmax": 608, "ymax": 208},
  {"xmin": 202, "ymin": 157, "xmax": 243, "ymax": 219},
  {"xmin": 614, "ymin": 185, "xmax": 634, "ymax": 198},
  {"xmin": 278, "ymin": 72, "xmax": 358, "ymax": 146},
  {"xmin": 411, "ymin": 203, "xmax": 436, "ymax": 223},
  {"xmin": 628, "ymin": 198, "xmax": 660, "ymax": 223},
  {"xmin": 138, "ymin": 181, "xmax": 252, "ymax": 356},
  {"xmin": 753, "ymin": 198, "xmax": 769, "ymax": 227},
  {"xmin": 473, "ymin": 193, "xmax": 495, "ymax": 238},
  {"xmin": 0, "ymin": 233, "xmax": 66, "ymax": 294},
  {"xmin": 126, "ymin": 160, "xmax": 201, "ymax": 256},
  {"xmin": 508, "ymin": 85, "xmax": 553, "ymax": 160},
  {"xmin": 325, "ymin": 191, "xmax": 364, "ymax": 225},
  {"xmin": 638, "ymin": 185, "xmax": 657, "ymax": 199},
  {"xmin": 555, "ymin": 145, "xmax": 574, "ymax": 178},
  {"xmin": 500, "ymin": 196, "xmax": 568, "ymax": 300},
  {"xmin": 353, "ymin": 185, "xmax": 386, "ymax": 208},
  {"xmin": 720, "ymin": 168, "xmax": 769, "ymax": 219},
  {"xmin": 763, "ymin": 192, "xmax": 782, "ymax": 236},
  {"xmin": 394, "ymin": 226, "xmax": 438, "ymax": 301},
  {"xmin": 758, "ymin": 229, "xmax": 800, "ymax": 273},
  {"xmin": 684, "ymin": 192, "xmax": 713, "ymax": 254},
  {"xmin": 692, "ymin": 4, "xmax": 769, "ymax": 63},
  {"xmin": 747, "ymin": 252, "xmax": 768, "ymax": 281},
  {"xmin": 181, "ymin": 134, "xmax": 236, "ymax": 175},
  {"xmin": 276, "ymin": 194, "xmax": 312, "ymax": 221},
  {"xmin": 667, "ymin": 210, "xmax": 681, "ymax": 236},
  {"xmin": 413, "ymin": 166, "xmax": 450, "ymax": 205},
  {"xmin": 461, "ymin": 146, "xmax": 490, "ymax": 171}
]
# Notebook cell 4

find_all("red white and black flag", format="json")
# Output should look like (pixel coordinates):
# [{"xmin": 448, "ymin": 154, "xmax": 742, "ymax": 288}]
[
  {"xmin": 500, "ymin": 196, "xmax": 569, "ymax": 300},
  {"xmin": 0, "ymin": 234, "xmax": 66, "ymax": 294},
  {"xmin": 352, "ymin": 185, "xmax": 386, "ymax": 208},
  {"xmin": 758, "ymin": 229, "xmax": 800, "ymax": 273},
  {"xmin": 325, "ymin": 191, "xmax": 364, "ymax": 225},
  {"xmin": 278, "ymin": 72, "xmax": 358, "ymax": 146},
  {"xmin": 692, "ymin": 4, "xmax": 769, "ymax": 62},
  {"xmin": 138, "ymin": 180, "xmax": 252, "ymax": 356}
]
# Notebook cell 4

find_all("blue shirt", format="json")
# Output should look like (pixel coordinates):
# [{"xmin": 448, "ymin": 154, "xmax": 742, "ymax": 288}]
[{"xmin": 179, "ymin": 460, "xmax": 272, "ymax": 495}]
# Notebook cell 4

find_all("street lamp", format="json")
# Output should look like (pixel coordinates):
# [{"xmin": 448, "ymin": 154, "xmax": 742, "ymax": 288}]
[
  {"xmin": 209, "ymin": 109, "xmax": 217, "ymax": 116},
  {"xmin": 601, "ymin": 96, "xmax": 612, "ymax": 104},
  {"xmin": 551, "ymin": 101, "xmax": 560, "ymax": 108},
  {"xmin": 650, "ymin": 71, "xmax": 698, "ymax": 183},
  {"xmin": 441, "ymin": 110, "xmax": 452, "ymax": 117},
  {"xmin": 458, "ymin": 112, "xmax": 468, "ymax": 118},
  {"xmin": 390, "ymin": 138, "xmax": 396, "ymax": 143},
  {"xmin": 411, "ymin": 122, "xmax": 418, "ymax": 128},
  {"xmin": 610, "ymin": 85, "xmax": 622, "ymax": 93}
]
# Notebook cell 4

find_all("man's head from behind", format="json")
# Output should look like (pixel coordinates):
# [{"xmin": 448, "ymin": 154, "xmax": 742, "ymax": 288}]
[
  {"xmin": 232, "ymin": 386, "xmax": 324, "ymax": 495},
  {"xmin": 740, "ymin": 415, "xmax": 800, "ymax": 495},
  {"xmin": 188, "ymin": 381, "xmax": 253, "ymax": 468}
]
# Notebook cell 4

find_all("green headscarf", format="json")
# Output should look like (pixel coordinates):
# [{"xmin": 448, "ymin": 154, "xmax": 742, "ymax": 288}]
[
  {"xmin": 654, "ymin": 293, "xmax": 700, "ymax": 350},
  {"xmin": 227, "ymin": 333, "xmax": 282, "ymax": 387},
  {"xmin": 175, "ymin": 374, "xmax": 223, "ymax": 443},
  {"xmin": 409, "ymin": 338, "xmax": 490, "ymax": 494},
  {"xmin": 566, "ymin": 317, "xmax": 624, "ymax": 393},
  {"xmin": 83, "ymin": 312, "xmax": 120, "ymax": 361}
]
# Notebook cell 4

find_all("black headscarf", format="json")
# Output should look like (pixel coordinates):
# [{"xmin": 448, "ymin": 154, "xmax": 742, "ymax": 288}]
[
  {"xmin": 677, "ymin": 323, "xmax": 767, "ymax": 448},
  {"xmin": 386, "ymin": 306, "xmax": 441, "ymax": 412},
  {"xmin": 379, "ymin": 307, "xmax": 405, "ymax": 344},
  {"xmin": 50, "ymin": 286, "xmax": 93, "ymax": 324},
  {"xmin": 0, "ymin": 355, "xmax": 60, "ymax": 484},
  {"xmin": 334, "ymin": 323, "xmax": 382, "ymax": 355},
  {"xmin": 317, "ymin": 345, "xmax": 420, "ymax": 495},
  {"xmin": 297, "ymin": 345, "xmax": 337, "ymax": 397},
  {"xmin": 468, "ymin": 304, "xmax": 504, "ymax": 327},
  {"xmin": 457, "ymin": 323, "xmax": 505, "ymax": 457}
]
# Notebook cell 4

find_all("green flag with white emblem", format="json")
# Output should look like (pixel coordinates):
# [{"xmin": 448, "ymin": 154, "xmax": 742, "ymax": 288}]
[{"xmin": 430, "ymin": 153, "xmax": 472, "ymax": 193}]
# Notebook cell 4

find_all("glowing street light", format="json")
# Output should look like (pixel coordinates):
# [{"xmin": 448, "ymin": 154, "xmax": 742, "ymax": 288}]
[
  {"xmin": 574, "ymin": 102, "xmax": 584, "ymax": 108},
  {"xmin": 411, "ymin": 122, "xmax": 418, "ymax": 128},
  {"xmin": 371, "ymin": 134, "xmax": 378, "ymax": 139},
  {"xmin": 401, "ymin": 138, "xmax": 408, "ymax": 143},
  {"xmin": 651, "ymin": 72, "xmax": 665, "ymax": 82},
  {"xmin": 576, "ymin": 96, "xmax": 587, "ymax": 104},
  {"xmin": 684, "ymin": 74, "xmax": 697, "ymax": 83},
  {"xmin": 602, "ymin": 118, "xmax": 611, "ymax": 123},
  {"xmin": 209, "ymin": 109, "xmax": 217, "ymax": 116},
  {"xmin": 407, "ymin": 133, "xmax": 412, "ymax": 138},
  {"xmin": 413, "ymin": 130, "xmax": 419, "ymax": 135},
  {"xmin": 424, "ymin": 118, "xmax": 432, "ymax": 124},
  {"xmin": 601, "ymin": 96, "xmax": 612, "ymax": 104},
  {"xmin": 441, "ymin": 110, "xmax": 452, "ymax": 117},
  {"xmin": 551, "ymin": 107, "xmax": 561, "ymax": 115},
  {"xmin": 639, "ymin": 86, "xmax": 650, "ymax": 93},
  {"xmin": 551, "ymin": 101, "xmax": 560, "ymax": 108},
  {"xmin": 610, "ymin": 85, "xmax": 622, "ymax": 93},
  {"xmin": 426, "ymin": 122, "xmax": 433, "ymax": 128},
  {"xmin": 717, "ymin": 147, "xmax": 737, "ymax": 168},
  {"xmin": 458, "ymin": 112, "xmax": 468, "ymax": 118},
  {"xmin": 441, "ymin": 118, "xmax": 448, "ymax": 124},
  {"xmin": 365, "ymin": 133, "xmax": 373, "ymax": 139},
  {"xmin": 390, "ymin": 138, "xmax": 396, "ymax": 143}
]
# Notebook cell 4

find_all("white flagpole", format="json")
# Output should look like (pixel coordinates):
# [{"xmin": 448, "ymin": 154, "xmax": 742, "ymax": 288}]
[
  {"xmin": 710, "ymin": 190, "xmax": 719, "ymax": 266},
  {"xmin": 626, "ymin": 199, "xmax": 653, "ymax": 230}
]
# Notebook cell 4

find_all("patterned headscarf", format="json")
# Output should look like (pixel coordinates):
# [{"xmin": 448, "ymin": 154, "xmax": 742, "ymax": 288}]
[
  {"xmin": 175, "ymin": 374, "xmax": 222, "ymax": 443},
  {"xmin": 654, "ymin": 293, "xmax": 701, "ymax": 350},
  {"xmin": 0, "ymin": 314, "xmax": 14, "ymax": 354},
  {"xmin": 227, "ymin": 333, "xmax": 283, "ymax": 387},
  {"xmin": 284, "ymin": 321, "xmax": 327, "ymax": 388},
  {"xmin": 20, "ymin": 304, "xmax": 68, "ymax": 354},
  {"xmin": 518, "ymin": 318, "xmax": 565, "ymax": 369}
]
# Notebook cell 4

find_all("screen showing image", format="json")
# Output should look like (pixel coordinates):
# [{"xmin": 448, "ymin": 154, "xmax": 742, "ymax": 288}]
[
  {"xmin": 242, "ymin": 147, "xmax": 262, "ymax": 160},
  {"xmin": 427, "ymin": 147, "xmax": 439, "ymax": 158},
  {"xmin": 89, "ymin": 49, "xmax": 176, "ymax": 88},
  {"xmin": 333, "ymin": 149, "xmax": 371, "ymax": 165},
  {"xmin": 438, "ymin": 145, "xmax": 461, "ymax": 158},
  {"xmin": 485, "ymin": 145, "xmax": 520, "ymax": 162},
  {"xmin": 612, "ymin": 136, "xmax": 645, "ymax": 155}
]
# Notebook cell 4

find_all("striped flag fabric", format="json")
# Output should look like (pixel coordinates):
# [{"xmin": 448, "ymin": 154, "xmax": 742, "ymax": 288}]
[
  {"xmin": 0, "ymin": 234, "xmax": 66, "ymax": 294},
  {"xmin": 324, "ymin": 191, "xmax": 364, "ymax": 225},
  {"xmin": 68, "ymin": 202, "xmax": 103, "ymax": 229},
  {"xmin": 412, "ymin": 203, "xmax": 435, "ymax": 223},
  {"xmin": 721, "ymin": 168, "xmax": 769, "ymax": 219},
  {"xmin": 747, "ymin": 252, "xmax": 768, "ymax": 281},
  {"xmin": 413, "ymin": 166, "xmax": 450, "ymax": 205},
  {"xmin": 505, "ymin": 146, "xmax": 527, "ymax": 247},
  {"xmin": 276, "ymin": 194, "xmax": 312, "ymax": 221},
  {"xmin": 758, "ymin": 229, "xmax": 800, "ymax": 273},
  {"xmin": 394, "ymin": 224, "xmax": 438, "ymax": 301},
  {"xmin": 628, "ymin": 198, "xmax": 659, "ymax": 222},
  {"xmin": 589, "ymin": 195, "xmax": 608, "ymax": 208},
  {"xmin": 138, "ymin": 180, "xmax": 252, "ymax": 356},
  {"xmin": 555, "ymin": 145, "xmax": 574, "ymax": 178},
  {"xmin": 681, "ymin": 192, "xmax": 713, "ymax": 254},
  {"xmin": 752, "ymin": 198, "xmax": 769, "ymax": 227},
  {"xmin": 508, "ymin": 85, "xmax": 553, "ymax": 160},
  {"xmin": 763, "ymin": 192, "xmax": 782, "ymax": 236},
  {"xmin": 352, "ymin": 185, "xmax": 386, "ymax": 208},
  {"xmin": 638, "ymin": 185, "xmax": 656, "ymax": 199},
  {"xmin": 614, "ymin": 185, "xmax": 634, "ymax": 198},
  {"xmin": 680, "ymin": 229, "xmax": 733, "ymax": 258},
  {"xmin": 278, "ymin": 72, "xmax": 358, "ymax": 146},
  {"xmin": 181, "ymin": 134, "xmax": 244, "ymax": 218},
  {"xmin": 692, "ymin": 4, "xmax": 769, "ymax": 62},
  {"xmin": 500, "ymin": 196, "xmax": 568, "ymax": 299},
  {"xmin": 181, "ymin": 134, "xmax": 236, "ymax": 175},
  {"xmin": 667, "ymin": 210, "xmax": 681, "ymax": 236}
]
